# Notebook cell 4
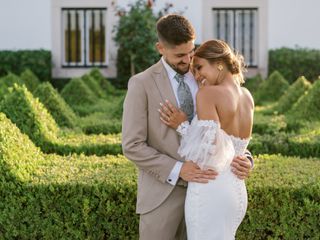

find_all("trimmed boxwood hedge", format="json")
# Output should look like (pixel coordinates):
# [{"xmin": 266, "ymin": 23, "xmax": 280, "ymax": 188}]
[
  {"xmin": 255, "ymin": 71, "xmax": 290, "ymax": 105},
  {"xmin": 61, "ymin": 77, "xmax": 98, "ymax": 108},
  {"xmin": 20, "ymin": 68, "xmax": 41, "ymax": 93},
  {"xmin": 82, "ymin": 74, "xmax": 106, "ymax": 98},
  {"xmin": 0, "ymin": 112, "xmax": 137, "ymax": 239},
  {"xmin": 89, "ymin": 68, "xmax": 116, "ymax": 94},
  {"xmin": 0, "ymin": 50, "xmax": 51, "ymax": 81},
  {"xmin": 0, "ymin": 73, "xmax": 25, "ymax": 100},
  {"xmin": 253, "ymin": 112, "xmax": 287, "ymax": 135},
  {"xmin": 0, "ymin": 116, "xmax": 319, "ymax": 239},
  {"xmin": 276, "ymin": 76, "xmax": 312, "ymax": 114},
  {"xmin": 80, "ymin": 112, "xmax": 122, "ymax": 134},
  {"xmin": 34, "ymin": 82, "xmax": 78, "ymax": 129},
  {"xmin": 288, "ymin": 79, "xmax": 320, "ymax": 121},
  {"xmin": 269, "ymin": 47, "xmax": 320, "ymax": 83},
  {"xmin": 0, "ymin": 84, "xmax": 122, "ymax": 156},
  {"xmin": 237, "ymin": 154, "xmax": 320, "ymax": 240},
  {"xmin": 243, "ymin": 74, "xmax": 263, "ymax": 95}
]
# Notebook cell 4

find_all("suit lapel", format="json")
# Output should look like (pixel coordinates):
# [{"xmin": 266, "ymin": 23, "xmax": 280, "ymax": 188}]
[{"xmin": 151, "ymin": 60, "xmax": 178, "ymax": 107}]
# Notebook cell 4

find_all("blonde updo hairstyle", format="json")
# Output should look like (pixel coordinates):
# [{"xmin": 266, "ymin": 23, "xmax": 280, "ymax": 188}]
[{"xmin": 194, "ymin": 39, "xmax": 246, "ymax": 85}]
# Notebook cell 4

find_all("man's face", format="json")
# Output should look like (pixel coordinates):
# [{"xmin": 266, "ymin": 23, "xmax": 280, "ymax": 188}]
[{"xmin": 157, "ymin": 40, "xmax": 195, "ymax": 75}]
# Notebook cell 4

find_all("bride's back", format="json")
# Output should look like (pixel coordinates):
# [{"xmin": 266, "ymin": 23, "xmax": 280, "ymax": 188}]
[{"xmin": 196, "ymin": 83, "xmax": 254, "ymax": 139}]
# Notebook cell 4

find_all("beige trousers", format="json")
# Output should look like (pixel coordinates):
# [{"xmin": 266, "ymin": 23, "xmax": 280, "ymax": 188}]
[{"xmin": 139, "ymin": 185, "xmax": 187, "ymax": 240}]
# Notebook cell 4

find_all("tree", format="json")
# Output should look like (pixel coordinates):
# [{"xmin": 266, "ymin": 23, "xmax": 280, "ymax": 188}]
[{"xmin": 114, "ymin": 0, "xmax": 159, "ymax": 88}]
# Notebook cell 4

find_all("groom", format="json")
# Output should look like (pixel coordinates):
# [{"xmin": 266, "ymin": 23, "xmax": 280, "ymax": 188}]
[{"xmin": 122, "ymin": 14, "xmax": 253, "ymax": 239}]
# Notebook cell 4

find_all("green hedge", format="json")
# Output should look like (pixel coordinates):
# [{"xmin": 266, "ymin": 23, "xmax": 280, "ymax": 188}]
[
  {"xmin": 1, "ymin": 116, "xmax": 319, "ymax": 239},
  {"xmin": 243, "ymin": 74, "xmax": 263, "ymax": 95},
  {"xmin": 0, "ymin": 50, "xmax": 51, "ymax": 81},
  {"xmin": 61, "ymin": 77, "xmax": 98, "ymax": 109},
  {"xmin": 89, "ymin": 68, "xmax": 116, "ymax": 94},
  {"xmin": 276, "ymin": 76, "xmax": 312, "ymax": 113},
  {"xmin": 0, "ymin": 84, "xmax": 122, "ymax": 156},
  {"xmin": 237, "ymin": 154, "xmax": 320, "ymax": 240},
  {"xmin": 0, "ymin": 73, "xmax": 24, "ymax": 100},
  {"xmin": 253, "ymin": 113, "xmax": 287, "ymax": 135},
  {"xmin": 34, "ymin": 82, "xmax": 78, "ymax": 129},
  {"xmin": 80, "ymin": 112, "xmax": 122, "ymax": 134},
  {"xmin": 82, "ymin": 74, "xmax": 106, "ymax": 98},
  {"xmin": 20, "ymin": 68, "xmax": 41, "ymax": 92},
  {"xmin": 269, "ymin": 47, "xmax": 320, "ymax": 83},
  {"xmin": 0, "ymin": 112, "xmax": 137, "ymax": 239},
  {"xmin": 288, "ymin": 79, "xmax": 320, "ymax": 121},
  {"xmin": 255, "ymin": 71, "xmax": 289, "ymax": 105}
]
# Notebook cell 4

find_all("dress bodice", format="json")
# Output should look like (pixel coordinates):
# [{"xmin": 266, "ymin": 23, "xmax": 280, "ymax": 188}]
[
  {"xmin": 229, "ymin": 135, "xmax": 250, "ymax": 156},
  {"xmin": 177, "ymin": 116, "xmax": 250, "ymax": 172}
]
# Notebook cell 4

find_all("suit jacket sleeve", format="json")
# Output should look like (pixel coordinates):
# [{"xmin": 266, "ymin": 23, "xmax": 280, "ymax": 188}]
[{"xmin": 122, "ymin": 76, "xmax": 177, "ymax": 184}]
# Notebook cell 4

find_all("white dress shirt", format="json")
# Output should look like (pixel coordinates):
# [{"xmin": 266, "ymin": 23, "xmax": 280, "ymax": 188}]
[{"xmin": 161, "ymin": 57, "xmax": 199, "ymax": 185}]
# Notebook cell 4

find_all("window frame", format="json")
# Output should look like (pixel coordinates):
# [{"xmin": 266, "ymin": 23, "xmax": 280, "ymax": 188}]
[
  {"xmin": 212, "ymin": 7, "xmax": 258, "ymax": 68},
  {"xmin": 61, "ymin": 7, "xmax": 107, "ymax": 68}
]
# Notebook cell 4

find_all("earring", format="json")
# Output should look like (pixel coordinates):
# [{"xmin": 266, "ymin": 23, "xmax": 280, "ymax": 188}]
[{"xmin": 218, "ymin": 65, "xmax": 223, "ymax": 71}]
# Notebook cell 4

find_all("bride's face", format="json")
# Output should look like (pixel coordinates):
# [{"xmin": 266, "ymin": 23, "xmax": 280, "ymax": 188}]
[{"xmin": 192, "ymin": 56, "xmax": 220, "ymax": 85}]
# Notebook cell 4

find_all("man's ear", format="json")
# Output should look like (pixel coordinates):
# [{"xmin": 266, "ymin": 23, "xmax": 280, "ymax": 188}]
[{"xmin": 156, "ymin": 42, "xmax": 164, "ymax": 55}]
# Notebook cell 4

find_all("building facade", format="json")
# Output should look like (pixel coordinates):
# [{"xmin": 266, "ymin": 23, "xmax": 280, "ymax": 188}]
[{"xmin": 0, "ymin": 0, "xmax": 319, "ymax": 79}]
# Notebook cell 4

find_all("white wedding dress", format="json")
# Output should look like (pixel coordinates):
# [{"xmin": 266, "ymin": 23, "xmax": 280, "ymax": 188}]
[{"xmin": 177, "ymin": 116, "xmax": 250, "ymax": 240}]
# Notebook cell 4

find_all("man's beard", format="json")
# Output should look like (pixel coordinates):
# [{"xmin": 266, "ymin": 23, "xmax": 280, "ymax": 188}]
[{"xmin": 165, "ymin": 59, "xmax": 190, "ymax": 75}]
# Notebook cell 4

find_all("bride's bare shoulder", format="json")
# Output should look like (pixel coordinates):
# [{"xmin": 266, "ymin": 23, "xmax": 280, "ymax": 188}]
[
  {"xmin": 196, "ymin": 85, "xmax": 223, "ymax": 102},
  {"xmin": 241, "ymin": 87, "xmax": 255, "ymax": 108}
]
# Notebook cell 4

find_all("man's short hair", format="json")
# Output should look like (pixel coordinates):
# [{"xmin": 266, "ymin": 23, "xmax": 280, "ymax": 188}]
[{"xmin": 156, "ymin": 14, "xmax": 195, "ymax": 46}]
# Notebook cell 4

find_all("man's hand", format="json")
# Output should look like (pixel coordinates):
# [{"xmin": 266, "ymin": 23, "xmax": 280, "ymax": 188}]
[
  {"xmin": 231, "ymin": 155, "xmax": 252, "ymax": 180},
  {"xmin": 179, "ymin": 161, "xmax": 218, "ymax": 183}
]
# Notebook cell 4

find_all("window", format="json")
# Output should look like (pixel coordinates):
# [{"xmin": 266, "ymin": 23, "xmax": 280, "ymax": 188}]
[
  {"xmin": 213, "ymin": 8, "xmax": 258, "ymax": 67},
  {"xmin": 62, "ymin": 8, "xmax": 107, "ymax": 67}
]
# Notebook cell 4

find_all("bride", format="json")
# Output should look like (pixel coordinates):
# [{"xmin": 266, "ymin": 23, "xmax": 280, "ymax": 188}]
[{"xmin": 160, "ymin": 39, "xmax": 254, "ymax": 239}]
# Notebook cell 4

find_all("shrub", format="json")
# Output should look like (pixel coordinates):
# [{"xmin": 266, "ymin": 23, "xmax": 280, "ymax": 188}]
[
  {"xmin": 0, "ymin": 84, "xmax": 122, "ymax": 156},
  {"xmin": 89, "ymin": 68, "xmax": 116, "ymax": 94},
  {"xmin": 243, "ymin": 74, "xmax": 263, "ymax": 95},
  {"xmin": 20, "ymin": 68, "xmax": 41, "ymax": 92},
  {"xmin": 61, "ymin": 77, "xmax": 98, "ymax": 108},
  {"xmin": 0, "ymin": 50, "xmax": 51, "ymax": 81},
  {"xmin": 82, "ymin": 74, "xmax": 106, "ymax": 98},
  {"xmin": 0, "ymin": 112, "xmax": 137, "ymax": 239},
  {"xmin": 269, "ymin": 47, "xmax": 320, "ymax": 83},
  {"xmin": 255, "ymin": 71, "xmax": 289, "ymax": 104},
  {"xmin": 80, "ymin": 112, "xmax": 122, "ymax": 134},
  {"xmin": 288, "ymin": 79, "xmax": 320, "ymax": 121},
  {"xmin": 34, "ymin": 82, "xmax": 78, "ymax": 129},
  {"xmin": 0, "ymin": 84, "xmax": 59, "ymax": 147},
  {"xmin": 0, "ymin": 73, "xmax": 24, "ymax": 100},
  {"xmin": 253, "ymin": 113, "xmax": 287, "ymax": 135},
  {"xmin": 237, "ymin": 154, "xmax": 320, "ymax": 240},
  {"xmin": 276, "ymin": 76, "xmax": 312, "ymax": 113}
]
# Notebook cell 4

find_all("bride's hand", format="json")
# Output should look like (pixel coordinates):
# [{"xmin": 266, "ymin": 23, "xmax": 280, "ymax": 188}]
[{"xmin": 159, "ymin": 100, "xmax": 187, "ymax": 129}]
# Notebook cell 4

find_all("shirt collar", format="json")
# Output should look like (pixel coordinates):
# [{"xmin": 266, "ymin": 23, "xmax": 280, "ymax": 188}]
[
  {"xmin": 161, "ymin": 57, "xmax": 177, "ymax": 81},
  {"xmin": 161, "ymin": 57, "xmax": 194, "ymax": 82}
]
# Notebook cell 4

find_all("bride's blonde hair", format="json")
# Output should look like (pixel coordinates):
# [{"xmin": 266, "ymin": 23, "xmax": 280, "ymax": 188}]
[{"xmin": 193, "ymin": 39, "xmax": 247, "ymax": 85}]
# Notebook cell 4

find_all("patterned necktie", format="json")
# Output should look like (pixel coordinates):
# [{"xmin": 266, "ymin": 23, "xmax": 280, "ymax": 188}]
[{"xmin": 175, "ymin": 73, "xmax": 194, "ymax": 122}]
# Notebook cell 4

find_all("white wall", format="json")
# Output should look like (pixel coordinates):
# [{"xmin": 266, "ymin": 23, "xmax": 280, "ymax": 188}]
[
  {"xmin": 268, "ymin": 0, "xmax": 320, "ymax": 49},
  {"xmin": 1, "ymin": 0, "xmax": 320, "ymax": 50},
  {"xmin": 0, "ymin": 0, "xmax": 51, "ymax": 50}
]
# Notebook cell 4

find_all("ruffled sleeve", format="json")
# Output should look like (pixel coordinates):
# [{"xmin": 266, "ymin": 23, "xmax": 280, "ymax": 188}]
[{"xmin": 177, "ymin": 118, "xmax": 235, "ymax": 172}]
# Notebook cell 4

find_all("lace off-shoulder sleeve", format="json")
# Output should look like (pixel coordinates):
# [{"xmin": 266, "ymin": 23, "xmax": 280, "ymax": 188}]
[{"xmin": 177, "ymin": 118, "xmax": 235, "ymax": 172}]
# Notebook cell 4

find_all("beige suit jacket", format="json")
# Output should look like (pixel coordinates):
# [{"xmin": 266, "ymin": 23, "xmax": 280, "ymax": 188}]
[{"xmin": 122, "ymin": 60, "xmax": 187, "ymax": 214}]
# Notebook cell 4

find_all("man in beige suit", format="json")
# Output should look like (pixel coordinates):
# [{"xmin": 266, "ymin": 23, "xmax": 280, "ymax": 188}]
[{"xmin": 122, "ymin": 14, "xmax": 253, "ymax": 240}]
